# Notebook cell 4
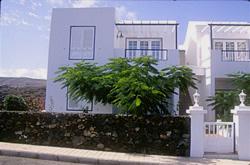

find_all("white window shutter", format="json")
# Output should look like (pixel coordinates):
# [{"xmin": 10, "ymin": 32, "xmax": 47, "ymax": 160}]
[
  {"xmin": 82, "ymin": 28, "xmax": 94, "ymax": 59},
  {"xmin": 70, "ymin": 27, "xmax": 84, "ymax": 59},
  {"xmin": 70, "ymin": 27, "xmax": 94, "ymax": 59}
]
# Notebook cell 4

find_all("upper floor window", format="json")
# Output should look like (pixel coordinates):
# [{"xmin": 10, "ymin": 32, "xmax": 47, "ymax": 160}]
[
  {"xmin": 140, "ymin": 41, "xmax": 149, "ymax": 56},
  {"xmin": 125, "ymin": 38, "xmax": 165, "ymax": 60},
  {"xmin": 226, "ymin": 42, "xmax": 235, "ymax": 51},
  {"xmin": 69, "ymin": 26, "xmax": 95, "ymax": 60},
  {"xmin": 151, "ymin": 41, "xmax": 161, "ymax": 60},
  {"xmin": 237, "ymin": 42, "xmax": 247, "ymax": 50},
  {"xmin": 128, "ymin": 41, "xmax": 137, "ymax": 58},
  {"xmin": 215, "ymin": 42, "xmax": 223, "ymax": 50},
  {"xmin": 214, "ymin": 40, "xmax": 249, "ymax": 61},
  {"xmin": 213, "ymin": 40, "xmax": 248, "ymax": 51},
  {"xmin": 151, "ymin": 41, "xmax": 161, "ymax": 49}
]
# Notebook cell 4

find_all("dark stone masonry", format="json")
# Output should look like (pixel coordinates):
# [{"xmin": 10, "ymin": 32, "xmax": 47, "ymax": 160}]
[{"xmin": 0, "ymin": 111, "xmax": 190, "ymax": 156}]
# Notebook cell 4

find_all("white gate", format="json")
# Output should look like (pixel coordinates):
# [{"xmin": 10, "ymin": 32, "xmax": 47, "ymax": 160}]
[{"xmin": 204, "ymin": 122, "xmax": 235, "ymax": 153}]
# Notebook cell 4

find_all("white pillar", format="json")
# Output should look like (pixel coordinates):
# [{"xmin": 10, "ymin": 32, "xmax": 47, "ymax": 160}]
[
  {"xmin": 187, "ymin": 105, "xmax": 207, "ymax": 157},
  {"xmin": 232, "ymin": 110, "xmax": 239, "ymax": 152},
  {"xmin": 231, "ymin": 106, "xmax": 250, "ymax": 160},
  {"xmin": 231, "ymin": 90, "xmax": 250, "ymax": 160}
]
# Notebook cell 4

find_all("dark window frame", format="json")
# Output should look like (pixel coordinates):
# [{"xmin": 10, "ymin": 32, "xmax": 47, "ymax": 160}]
[
  {"xmin": 66, "ymin": 88, "xmax": 93, "ymax": 112},
  {"xmin": 68, "ymin": 26, "xmax": 96, "ymax": 60}
]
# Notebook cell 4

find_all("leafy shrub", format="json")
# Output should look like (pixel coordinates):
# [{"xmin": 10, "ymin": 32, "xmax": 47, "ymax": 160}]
[
  {"xmin": 3, "ymin": 95, "xmax": 28, "ymax": 111},
  {"xmin": 56, "ymin": 57, "xmax": 196, "ymax": 115},
  {"xmin": 207, "ymin": 72, "xmax": 250, "ymax": 121}
]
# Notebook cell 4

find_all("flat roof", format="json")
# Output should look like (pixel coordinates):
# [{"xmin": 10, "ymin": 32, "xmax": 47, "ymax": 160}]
[
  {"xmin": 187, "ymin": 21, "xmax": 250, "ymax": 34},
  {"xmin": 189, "ymin": 21, "xmax": 250, "ymax": 26},
  {"xmin": 116, "ymin": 20, "xmax": 178, "ymax": 25}
]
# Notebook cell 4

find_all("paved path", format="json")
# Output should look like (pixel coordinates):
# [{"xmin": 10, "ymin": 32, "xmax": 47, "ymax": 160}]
[
  {"xmin": 0, "ymin": 142, "xmax": 249, "ymax": 165},
  {"xmin": 0, "ymin": 155, "xmax": 88, "ymax": 165}
]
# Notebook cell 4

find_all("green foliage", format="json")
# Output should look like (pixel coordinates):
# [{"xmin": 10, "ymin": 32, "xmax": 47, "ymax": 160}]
[
  {"xmin": 207, "ymin": 91, "xmax": 237, "ymax": 121},
  {"xmin": 0, "ymin": 85, "xmax": 45, "ymax": 111},
  {"xmin": 229, "ymin": 72, "xmax": 250, "ymax": 104},
  {"xmin": 208, "ymin": 72, "xmax": 250, "ymax": 121},
  {"xmin": 56, "ymin": 57, "xmax": 196, "ymax": 115},
  {"xmin": 3, "ymin": 95, "xmax": 28, "ymax": 111}
]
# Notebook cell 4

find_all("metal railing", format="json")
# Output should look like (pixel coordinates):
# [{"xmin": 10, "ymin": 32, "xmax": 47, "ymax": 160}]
[
  {"xmin": 221, "ymin": 50, "xmax": 250, "ymax": 62},
  {"xmin": 125, "ymin": 49, "xmax": 168, "ymax": 61}
]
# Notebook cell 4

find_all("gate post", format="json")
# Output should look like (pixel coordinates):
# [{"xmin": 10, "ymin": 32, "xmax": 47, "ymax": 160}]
[
  {"xmin": 186, "ymin": 91, "xmax": 207, "ymax": 157},
  {"xmin": 231, "ymin": 90, "xmax": 250, "ymax": 160}
]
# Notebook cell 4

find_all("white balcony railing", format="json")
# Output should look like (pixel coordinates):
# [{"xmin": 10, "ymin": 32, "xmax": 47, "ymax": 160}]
[
  {"xmin": 125, "ymin": 49, "xmax": 168, "ymax": 61},
  {"xmin": 221, "ymin": 50, "xmax": 250, "ymax": 62},
  {"xmin": 204, "ymin": 122, "xmax": 234, "ymax": 138}
]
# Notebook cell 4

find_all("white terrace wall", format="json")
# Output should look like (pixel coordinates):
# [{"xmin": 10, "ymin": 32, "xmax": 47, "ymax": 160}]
[{"xmin": 46, "ymin": 8, "xmax": 115, "ymax": 113}]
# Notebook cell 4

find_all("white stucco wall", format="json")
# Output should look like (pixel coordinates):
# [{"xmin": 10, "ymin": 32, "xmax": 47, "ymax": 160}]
[
  {"xmin": 45, "ymin": 8, "xmax": 115, "ymax": 113},
  {"xmin": 183, "ymin": 24, "xmax": 199, "ymax": 66}
]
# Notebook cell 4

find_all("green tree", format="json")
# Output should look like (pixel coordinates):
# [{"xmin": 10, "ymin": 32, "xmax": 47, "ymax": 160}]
[
  {"xmin": 229, "ymin": 72, "xmax": 250, "ymax": 104},
  {"xmin": 207, "ymin": 91, "xmax": 237, "ymax": 121},
  {"xmin": 3, "ymin": 95, "xmax": 28, "ymax": 111},
  {"xmin": 207, "ymin": 72, "xmax": 250, "ymax": 121},
  {"xmin": 56, "ymin": 57, "xmax": 196, "ymax": 115}
]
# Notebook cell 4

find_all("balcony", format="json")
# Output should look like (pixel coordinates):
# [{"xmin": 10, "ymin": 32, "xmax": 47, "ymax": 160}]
[
  {"xmin": 125, "ymin": 49, "xmax": 168, "ymax": 61},
  {"xmin": 211, "ymin": 50, "xmax": 250, "ymax": 77},
  {"xmin": 114, "ymin": 48, "xmax": 179, "ymax": 69},
  {"xmin": 221, "ymin": 50, "xmax": 250, "ymax": 62}
]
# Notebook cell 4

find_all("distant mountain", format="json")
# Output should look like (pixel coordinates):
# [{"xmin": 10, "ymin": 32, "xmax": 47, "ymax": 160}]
[
  {"xmin": 0, "ymin": 77, "xmax": 46, "ymax": 111},
  {"xmin": 0, "ymin": 77, "xmax": 46, "ymax": 88}
]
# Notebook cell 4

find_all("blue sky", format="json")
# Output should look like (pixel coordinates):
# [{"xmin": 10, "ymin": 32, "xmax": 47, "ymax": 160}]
[{"xmin": 1, "ymin": 0, "xmax": 250, "ymax": 79}]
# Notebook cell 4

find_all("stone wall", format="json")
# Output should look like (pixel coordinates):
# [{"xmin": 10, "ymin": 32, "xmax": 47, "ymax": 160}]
[{"xmin": 0, "ymin": 112, "xmax": 190, "ymax": 156}]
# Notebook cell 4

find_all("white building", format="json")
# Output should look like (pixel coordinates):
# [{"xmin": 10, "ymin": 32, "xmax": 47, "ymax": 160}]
[
  {"xmin": 45, "ymin": 7, "xmax": 180, "ymax": 114},
  {"xmin": 45, "ymin": 8, "xmax": 250, "ymax": 120},
  {"xmin": 184, "ymin": 21, "xmax": 250, "ymax": 121}
]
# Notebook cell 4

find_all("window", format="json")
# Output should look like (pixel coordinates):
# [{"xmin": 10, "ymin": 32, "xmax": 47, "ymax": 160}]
[
  {"xmin": 69, "ymin": 26, "xmax": 95, "ymax": 60},
  {"xmin": 225, "ymin": 42, "xmax": 235, "ymax": 61},
  {"xmin": 214, "ymin": 42, "xmax": 223, "ymax": 50},
  {"xmin": 226, "ymin": 42, "xmax": 235, "ymax": 50},
  {"xmin": 237, "ymin": 42, "xmax": 247, "ymax": 50},
  {"xmin": 126, "ymin": 38, "xmax": 163, "ymax": 59},
  {"xmin": 140, "ymin": 41, "xmax": 148, "ymax": 56},
  {"xmin": 214, "ymin": 40, "xmax": 249, "ymax": 61},
  {"xmin": 237, "ymin": 42, "xmax": 247, "ymax": 61},
  {"xmin": 67, "ymin": 93, "xmax": 93, "ymax": 111},
  {"xmin": 128, "ymin": 41, "xmax": 137, "ymax": 58},
  {"xmin": 151, "ymin": 41, "xmax": 161, "ymax": 60}
]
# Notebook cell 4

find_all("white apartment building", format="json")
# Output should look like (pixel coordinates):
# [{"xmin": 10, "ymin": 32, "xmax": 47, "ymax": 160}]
[
  {"xmin": 45, "ymin": 7, "xmax": 180, "ymax": 114},
  {"xmin": 45, "ymin": 7, "xmax": 250, "ymax": 120},
  {"xmin": 184, "ymin": 21, "xmax": 250, "ymax": 121}
]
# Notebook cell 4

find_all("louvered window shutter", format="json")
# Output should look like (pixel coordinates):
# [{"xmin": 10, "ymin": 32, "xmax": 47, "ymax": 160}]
[
  {"xmin": 70, "ymin": 27, "xmax": 94, "ymax": 59},
  {"xmin": 82, "ymin": 28, "xmax": 94, "ymax": 59}
]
